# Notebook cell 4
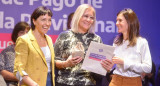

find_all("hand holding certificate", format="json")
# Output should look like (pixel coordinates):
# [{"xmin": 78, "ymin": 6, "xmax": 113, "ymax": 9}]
[{"xmin": 81, "ymin": 41, "xmax": 115, "ymax": 76}]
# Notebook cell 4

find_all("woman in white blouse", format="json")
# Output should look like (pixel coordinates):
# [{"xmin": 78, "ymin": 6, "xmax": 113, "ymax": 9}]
[{"xmin": 101, "ymin": 8, "xmax": 152, "ymax": 86}]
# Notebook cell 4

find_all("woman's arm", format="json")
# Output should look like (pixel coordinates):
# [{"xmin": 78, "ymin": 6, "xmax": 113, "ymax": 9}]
[
  {"xmin": 21, "ymin": 76, "xmax": 38, "ymax": 86},
  {"xmin": 14, "ymin": 37, "xmax": 38, "ymax": 85},
  {"xmin": 14, "ymin": 37, "xmax": 28, "ymax": 77},
  {"xmin": 55, "ymin": 56, "xmax": 83, "ymax": 69},
  {"xmin": 0, "ymin": 70, "xmax": 18, "ymax": 81},
  {"xmin": 123, "ymin": 39, "xmax": 152, "ymax": 73}
]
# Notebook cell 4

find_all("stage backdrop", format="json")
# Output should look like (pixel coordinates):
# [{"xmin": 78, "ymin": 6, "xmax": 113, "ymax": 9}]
[{"xmin": 0, "ymin": 0, "xmax": 160, "ymax": 85}]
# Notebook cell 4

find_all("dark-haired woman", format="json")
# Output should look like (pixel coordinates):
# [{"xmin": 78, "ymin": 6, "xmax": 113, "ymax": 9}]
[
  {"xmin": 0, "ymin": 21, "xmax": 30, "ymax": 86},
  {"xmin": 14, "ymin": 6, "xmax": 55, "ymax": 86}
]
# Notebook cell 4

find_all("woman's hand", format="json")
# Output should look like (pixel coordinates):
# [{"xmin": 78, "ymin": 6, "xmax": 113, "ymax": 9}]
[
  {"xmin": 101, "ymin": 59, "xmax": 114, "ymax": 72},
  {"xmin": 141, "ymin": 73, "xmax": 146, "ymax": 80},
  {"xmin": 65, "ymin": 55, "xmax": 83, "ymax": 67},
  {"xmin": 21, "ymin": 75, "xmax": 39, "ymax": 86},
  {"xmin": 112, "ymin": 56, "xmax": 124, "ymax": 65}
]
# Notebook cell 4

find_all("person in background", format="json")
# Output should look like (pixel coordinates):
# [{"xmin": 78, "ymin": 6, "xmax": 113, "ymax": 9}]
[
  {"xmin": 54, "ymin": 4, "xmax": 113, "ymax": 86},
  {"xmin": 158, "ymin": 66, "xmax": 160, "ymax": 79},
  {"xmin": 101, "ymin": 8, "xmax": 152, "ymax": 86},
  {"xmin": 142, "ymin": 61, "xmax": 156, "ymax": 86},
  {"xmin": 0, "ymin": 21, "xmax": 30, "ymax": 86},
  {"xmin": 67, "ymin": 12, "xmax": 74, "ymax": 29},
  {"xmin": 14, "ymin": 6, "xmax": 55, "ymax": 86}
]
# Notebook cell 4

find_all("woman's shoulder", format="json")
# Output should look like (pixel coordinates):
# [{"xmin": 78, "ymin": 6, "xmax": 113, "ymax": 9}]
[
  {"xmin": 15, "ymin": 33, "xmax": 31, "ymax": 46},
  {"xmin": 137, "ymin": 37, "xmax": 148, "ymax": 43},
  {"xmin": 58, "ymin": 30, "xmax": 73, "ymax": 38},
  {"xmin": 137, "ymin": 37, "xmax": 149, "ymax": 46},
  {"xmin": 0, "ymin": 44, "xmax": 15, "ymax": 54},
  {"xmin": 94, "ymin": 34, "xmax": 101, "ymax": 38},
  {"xmin": 59, "ymin": 30, "xmax": 72, "ymax": 35},
  {"xmin": 90, "ymin": 33, "xmax": 102, "ymax": 40},
  {"xmin": 87, "ymin": 33, "xmax": 102, "ymax": 43},
  {"xmin": 18, "ymin": 32, "xmax": 30, "ymax": 40}
]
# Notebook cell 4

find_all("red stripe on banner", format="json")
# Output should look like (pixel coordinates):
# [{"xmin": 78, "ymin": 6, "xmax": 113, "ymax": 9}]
[
  {"xmin": 89, "ymin": 57, "xmax": 101, "ymax": 61},
  {"xmin": 0, "ymin": 33, "xmax": 13, "ymax": 52},
  {"xmin": 49, "ymin": 35, "xmax": 59, "ymax": 43},
  {"xmin": 0, "ymin": 33, "xmax": 58, "ymax": 52}
]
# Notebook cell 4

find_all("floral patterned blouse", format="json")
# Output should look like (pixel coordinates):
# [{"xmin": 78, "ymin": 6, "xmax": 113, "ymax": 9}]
[
  {"xmin": 54, "ymin": 30, "xmax": 102, "ymax": 86},
  {"xmin": 0, "ymin": 44, "xmax": 15, "ymax": 73}
]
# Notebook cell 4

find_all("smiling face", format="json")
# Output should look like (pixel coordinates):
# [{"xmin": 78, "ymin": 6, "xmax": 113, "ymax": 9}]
[
  {"xmin": 116, "ymin": 13, "xmax": 128, "ymax": 35},
  {"xmin": 33, "ymin": 14, "xmax": 52, "ymax": 35},
  {"xmin": 78, "ymin": 8, "xmax": 95, "ymax": 33}
]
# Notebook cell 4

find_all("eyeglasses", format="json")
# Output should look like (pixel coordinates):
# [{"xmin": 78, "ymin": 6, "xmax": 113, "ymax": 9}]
[{"xmin": 82, "ymin": 15, "xmax": 95, "ymax": 21}]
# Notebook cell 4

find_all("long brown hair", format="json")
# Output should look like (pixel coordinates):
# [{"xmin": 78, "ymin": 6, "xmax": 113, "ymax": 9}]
[
  {"xmin": 114, "ymin": 8, "xmax": 140, "ymax": 47},
  {"xmin": 11, "ymin": 22, "xmax": 30, "ymax": 43}
]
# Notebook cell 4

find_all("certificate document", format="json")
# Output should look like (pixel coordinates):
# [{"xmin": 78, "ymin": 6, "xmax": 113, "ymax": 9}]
[{"xmin": 81, "ymin": 41, "xmax": 115, "ymax": 76}]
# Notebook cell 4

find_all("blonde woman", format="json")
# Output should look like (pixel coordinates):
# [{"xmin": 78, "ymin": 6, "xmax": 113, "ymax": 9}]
[{"xmin": 54, "ymin": 4, "xmax": 105, "ymax": 86}]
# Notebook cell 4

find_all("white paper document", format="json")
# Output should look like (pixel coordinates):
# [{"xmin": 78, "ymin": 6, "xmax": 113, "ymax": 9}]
[{"xmin": 81, "ymin": 41, "xmax": 115, "ymax": 76}]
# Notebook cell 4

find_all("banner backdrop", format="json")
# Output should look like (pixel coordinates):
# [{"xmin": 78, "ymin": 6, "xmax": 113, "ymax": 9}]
[{"xmin": 0, "ymin": 0, "xmax": 160, "ymax": 85}]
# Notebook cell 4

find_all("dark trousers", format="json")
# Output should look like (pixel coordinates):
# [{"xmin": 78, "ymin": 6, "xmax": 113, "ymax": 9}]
[{"xmin": 46, "ymin": 72, "xmax": 53, "ymax": 86}]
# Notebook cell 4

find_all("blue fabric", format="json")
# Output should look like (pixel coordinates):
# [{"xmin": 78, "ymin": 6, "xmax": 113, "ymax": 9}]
[{"xmin": 46, "ymin": 72, "xmax": 53, "ymax": 86}]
